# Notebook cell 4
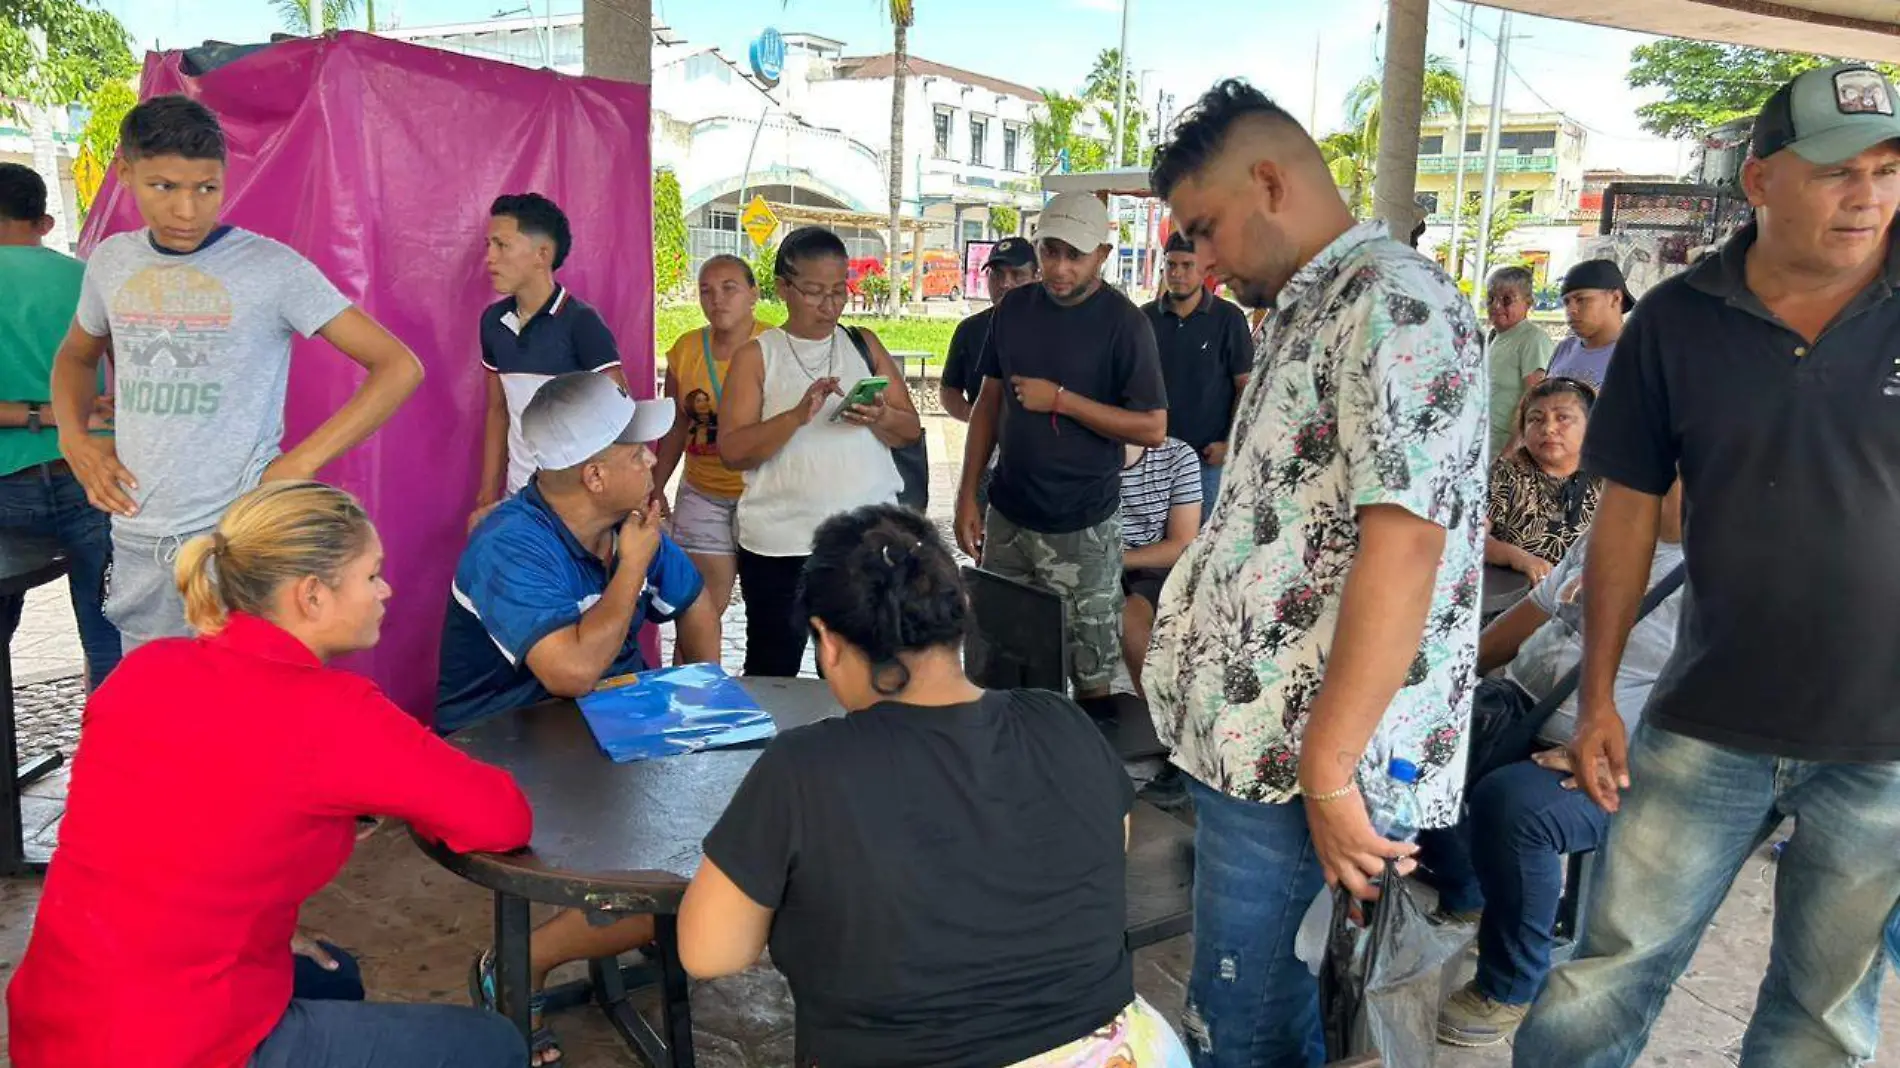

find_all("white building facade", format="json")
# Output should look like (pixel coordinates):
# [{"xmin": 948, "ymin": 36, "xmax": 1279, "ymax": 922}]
[{"xmin": 380, "ymin": 16, "xmax": 1047, "ymax": 274}]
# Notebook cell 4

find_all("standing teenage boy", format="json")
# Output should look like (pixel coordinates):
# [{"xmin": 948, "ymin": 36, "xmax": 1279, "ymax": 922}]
[
  {"xmin": 472, "ymin": 193, "xmax": 627, "ymax": 529},
  {"xmin": 51, "ymin": 95, "xmax": 422, "ymax": 653}
]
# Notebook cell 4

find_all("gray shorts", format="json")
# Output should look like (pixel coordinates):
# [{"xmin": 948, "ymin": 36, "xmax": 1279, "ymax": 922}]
[
  {"xmin": 671, "ymin": 481, "xmax": 739, "ymax": 556},
  {"xmin": 105, "ymin": 526, "xmax": 204, "ymax": 654}
]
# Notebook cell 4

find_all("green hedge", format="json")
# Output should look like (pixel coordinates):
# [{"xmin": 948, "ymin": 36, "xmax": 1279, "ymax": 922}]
[{"xmin": 655, "ymin": 301, "xmax": 959, "ymax": 366}]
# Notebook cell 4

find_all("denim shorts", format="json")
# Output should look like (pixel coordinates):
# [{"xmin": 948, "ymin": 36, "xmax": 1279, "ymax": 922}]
[{"xmin": 671, "ymin": 481, "xmax": 739, "ymax": 556}]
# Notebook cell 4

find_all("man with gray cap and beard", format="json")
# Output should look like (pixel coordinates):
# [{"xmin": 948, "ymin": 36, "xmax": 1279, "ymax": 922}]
[
  {"xmin": 1514, "ymin": 61, "xmax": 1900, "ymax": 1068},
  {"xmin": 954, "ymin": 191, "xmax": 1168, "ymax": 701}
]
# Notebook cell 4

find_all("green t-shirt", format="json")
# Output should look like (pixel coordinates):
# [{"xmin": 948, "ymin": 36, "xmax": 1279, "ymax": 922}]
[
  {"xmin": 0, "ymin": 246, "xmax": 86, "ymax": 476},
  {"xmin": 1488, "ymin": 318, "xmax": 1555, "ymax": 457}
]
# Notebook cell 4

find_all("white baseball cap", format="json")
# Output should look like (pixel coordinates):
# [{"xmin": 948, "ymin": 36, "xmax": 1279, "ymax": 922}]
[
  {"xmin": 521, "ymin": 372, "xmax": 675, "ymax": 472},
  {"xmin": 1034, "ymin": 191, "xmax": 1111, "ymax": 254}
]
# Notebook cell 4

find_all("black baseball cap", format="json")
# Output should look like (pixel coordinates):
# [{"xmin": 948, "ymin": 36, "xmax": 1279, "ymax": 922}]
[
  {"xmin": 1561, "ymin": 259, "xmax": 1636, "ymax": 315},
  {"xmin": 1165, "ymin": 231, "xmax": 1195, "ymax": 255},
  {"xmin": 985, "ymin": 236, "xmax": 1036, "ymax": 271},
  {"xmin": 1752, "ymin": 64, "xmax": 1900, "ymax": 163}
]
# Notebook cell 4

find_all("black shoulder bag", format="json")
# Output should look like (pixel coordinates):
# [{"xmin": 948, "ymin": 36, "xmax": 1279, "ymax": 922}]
[
  {"xmin": 843, "ymin": 326, "xmax": 930, "ymax": 512},
  {"xmin": 1465, "ymin": 561, "xmax": 1686, "ymax": 786}
]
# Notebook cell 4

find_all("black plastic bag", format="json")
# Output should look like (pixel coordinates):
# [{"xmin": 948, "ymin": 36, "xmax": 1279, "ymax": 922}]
[{"xmin": 1319, "ymin": 860, "xmax": 1472, "ymax": 1067}]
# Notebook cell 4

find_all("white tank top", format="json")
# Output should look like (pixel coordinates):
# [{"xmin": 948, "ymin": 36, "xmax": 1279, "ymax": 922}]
[{"xmin": 737, "ymin": 326, "xmax": 903, "ymax": 557}]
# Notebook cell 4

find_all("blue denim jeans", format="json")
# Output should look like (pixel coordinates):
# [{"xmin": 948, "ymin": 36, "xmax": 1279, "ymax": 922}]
[
  {"xmin": 249, "ymin": 999, "xmax": 525, "ymax": 1068},
  {"xmin": 1419, "ymin": 760, "xmax": 1609, "ymax": 1004},
  {"xmin": 1182, "ymin": 777, "xmax": 1327, "ymax": 1068},
  {"xmin": 1199, "ymin": 462, "xmax": 1222, "ymax": 526},
  {"xmin": 0, "ymin": 468, "xmax": 119, "ymax": 688},
  {"xmin": 1514, "ymin": 723, "xmax": 1900, "ymax": 1068}
]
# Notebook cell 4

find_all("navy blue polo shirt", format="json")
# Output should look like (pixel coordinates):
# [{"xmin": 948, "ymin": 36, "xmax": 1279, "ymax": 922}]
[
  {"xmin": 1584, "ymin": 223, "xmax": 1900, "ymax": 762},
  {"xmin": 1141, "ymin": 291, "xmax": 1254, "ymax": 451},
  {"xmin": 480, "ymin": 285, "xmax": 623, "ymax": 493},
  {"xmin": 434, "ymin": 480, "xmax": 703, "ymax": 732}
]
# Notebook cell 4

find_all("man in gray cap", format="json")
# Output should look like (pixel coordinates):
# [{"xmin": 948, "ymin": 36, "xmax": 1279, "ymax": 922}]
[
  {"xmin": 1514, "ymin": 63, "xmax": 1900, "ymax": 1068},
  {"xmin": 955, "ymin": 190, "xmax": 1167, "ymax": 700}
]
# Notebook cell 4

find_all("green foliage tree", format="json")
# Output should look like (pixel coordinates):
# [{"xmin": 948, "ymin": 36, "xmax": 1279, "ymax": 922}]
[
  {"xmin": 0, "ymin": 0, "xmax": 137, "ymax": 120},
  {"xmin": 270, "ymin": 0, "xmax": 360, "ymax": 33},
  {"xmin": 75, "ymin": 76, "xmax": 135, "ymax": 214},
  {"xmin": 749, "ymin": 239, "xmax": 779, "ymax": 303},
  {"xmin": 1320, "ymin": 54, "xmax": 1465, "ymax": 215},
  {"xmin": 1031, "ymin": 91, "xmax": 1104, "ymax": 173},
  {"xmin": 1626, "ymin": 41, "xmax": 1900, "ymax": 140},
  {"xmin": 1435, "ymin": 204, "xmax": 1527, "ymax": 282},
  {"xmin": 989, "ymin": 203, "xmax": 1019, "ymax": 236},
  {"xmin": 1081, "ymin": 47, "xmax": 1147, "ymax": 165},
  {"xmin": 652, "ymin": 168, "xmax": 688, "ymax": 297}
]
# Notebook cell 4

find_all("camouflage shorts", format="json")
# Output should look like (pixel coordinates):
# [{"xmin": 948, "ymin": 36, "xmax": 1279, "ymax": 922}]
[{"xmin": 982, "ymin": 509, "xmax": 1124, "ymax": 693}]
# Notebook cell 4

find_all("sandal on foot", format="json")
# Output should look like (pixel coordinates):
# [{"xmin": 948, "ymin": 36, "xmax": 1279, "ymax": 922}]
[{"xmin": 471, "ymin": 950, "xmax": 563, "ymax": 1064}]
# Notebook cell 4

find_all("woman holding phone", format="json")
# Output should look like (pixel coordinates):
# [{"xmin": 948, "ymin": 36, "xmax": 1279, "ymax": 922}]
[{"xmin": 718, "ymin": 227, "xmax": 921, "ymax": 677}]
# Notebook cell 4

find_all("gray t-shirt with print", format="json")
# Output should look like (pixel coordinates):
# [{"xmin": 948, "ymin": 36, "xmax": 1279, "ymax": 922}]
[{"xmin": 77, "ymin": 228, "xmax": 351, "ymax": 538}]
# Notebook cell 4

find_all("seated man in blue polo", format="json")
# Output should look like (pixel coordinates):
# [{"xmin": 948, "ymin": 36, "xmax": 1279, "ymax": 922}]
[
  {"xmin": 437, "ymin": 370, "xmax": 719, "ymax": 1065},
  {"xmin": 439, "ymin": 370, "xmax": 720, "ymax": 731}
]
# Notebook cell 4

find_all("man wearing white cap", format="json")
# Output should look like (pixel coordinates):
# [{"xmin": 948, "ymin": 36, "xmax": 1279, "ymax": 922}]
[
  {"xmin": 1516, "ymin": 62, "xmax": 1900, "ymax": 1068},
  {"xmin": 955, "ymin": 190, "xmax": 1168, "ymax": 700},
  {"xmin": 435, "ymin": 371, "xmax": 719, "ymax": 1063}
]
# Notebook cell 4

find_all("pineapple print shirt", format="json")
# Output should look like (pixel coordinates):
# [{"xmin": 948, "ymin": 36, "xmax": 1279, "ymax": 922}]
[{"xmin": 1143, "ymin": 222, "xmax": 1488, "ymax": 826}]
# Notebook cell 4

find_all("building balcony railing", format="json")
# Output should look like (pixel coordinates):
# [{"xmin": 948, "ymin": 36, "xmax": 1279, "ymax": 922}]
[{"xmin": 1416, "ymin": 152, "xmax": 1558, "ymax": 175}]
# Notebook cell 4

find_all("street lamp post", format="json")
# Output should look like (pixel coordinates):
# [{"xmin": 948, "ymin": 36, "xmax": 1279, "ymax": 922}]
[{"xmin": 1472, "ymin": 10, "xmax": 1511, "ymax": 290}]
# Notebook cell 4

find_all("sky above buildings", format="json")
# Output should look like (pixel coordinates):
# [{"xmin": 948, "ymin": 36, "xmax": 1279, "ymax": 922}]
[{"xmin": 103, "ymin": 0, "xmax": 1693, "ymax": 173}]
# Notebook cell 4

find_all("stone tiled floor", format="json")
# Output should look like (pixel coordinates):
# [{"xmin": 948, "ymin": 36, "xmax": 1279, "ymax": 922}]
[{"xmin": 0, "ymin": 414, "xmax": 1895, "ymax": 1066}]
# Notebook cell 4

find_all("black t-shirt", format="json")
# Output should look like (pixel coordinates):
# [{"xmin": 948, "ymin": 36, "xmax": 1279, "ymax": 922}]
[
  {"xmin": 1142, "ymin": 292, "xmax": 1254, "ymax": 450},
  {"xmin": 702, "ymin": 689, "xmax": 1137, "ymax": 1068},
  {"xmin": 941, "ymin": 307, "xmax": 994, "ymax": 407},
  {"xmin": 977, "ymin": 284, "xmax": 1168, "ymax": 533},
  {"xmin": 1583, "ymin": 224, "xmax": 1900, "ymax": 762}
]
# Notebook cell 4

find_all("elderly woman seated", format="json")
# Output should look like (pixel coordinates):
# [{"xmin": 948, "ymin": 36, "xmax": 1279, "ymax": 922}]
[
  {"xmin": 1486, "ymin": 377, "xmax": 1602, "ymax": 583},
  {"xmin": 678, "ymin": 504, "xmax": 1189, "ymax": 1068}
]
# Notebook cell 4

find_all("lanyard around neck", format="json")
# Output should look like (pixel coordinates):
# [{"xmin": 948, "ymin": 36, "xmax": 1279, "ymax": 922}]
[{"xmin": 702, "ymin": 329, "xmax": 724, "ymax": 406}]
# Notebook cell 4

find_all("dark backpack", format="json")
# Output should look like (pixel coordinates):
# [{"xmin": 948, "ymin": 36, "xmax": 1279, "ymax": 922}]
[{"xmin": 843, "ymin": 326, "xmax": 930, "ymax": 512}]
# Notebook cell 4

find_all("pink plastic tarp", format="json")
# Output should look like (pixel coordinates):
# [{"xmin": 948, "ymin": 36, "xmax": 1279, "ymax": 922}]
[{"xmin": 80, "ymin": 31, "xmax": 656, "ymax": 722}]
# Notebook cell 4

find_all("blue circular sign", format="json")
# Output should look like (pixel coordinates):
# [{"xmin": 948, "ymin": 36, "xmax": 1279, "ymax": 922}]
[{"xmin": 750, "ymin": 28, "xmax": 786, "ymax": 86}]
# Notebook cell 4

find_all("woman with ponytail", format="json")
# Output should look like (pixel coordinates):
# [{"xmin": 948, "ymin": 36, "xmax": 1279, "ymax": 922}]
[
  {"xmin": 9, "ymin": 481, "xmax": 534, "ymax": 1068},
  {"xmin": 678, "ymin": 503, "xmax": 1188, "ymax": 1068}
]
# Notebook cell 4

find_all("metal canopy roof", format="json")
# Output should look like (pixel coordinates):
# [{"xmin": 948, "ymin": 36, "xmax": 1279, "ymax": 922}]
[{"xmin": 1477, "ymin": 0, "xmax": 1900, "ymax": 63}]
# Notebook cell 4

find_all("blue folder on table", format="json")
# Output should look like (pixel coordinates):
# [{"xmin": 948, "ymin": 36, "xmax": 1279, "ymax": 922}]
[{"xmin": 576, "ymin": 663, "xmax": 776, "ymax": 763}]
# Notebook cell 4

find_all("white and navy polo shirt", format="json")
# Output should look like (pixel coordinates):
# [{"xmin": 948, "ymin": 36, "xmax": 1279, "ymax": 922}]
[
  {"xmin": 434, "ymin": 480, "xmax": 703, "ymax": 732},
  {"xmin": 479, "ymin": 285, "xmax": 623, "ymax": 493}
]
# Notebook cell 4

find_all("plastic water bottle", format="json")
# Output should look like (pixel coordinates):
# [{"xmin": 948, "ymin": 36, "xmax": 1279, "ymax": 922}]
[
  {"xmin": 1293, "ymin": 759, "xmax": 1423, "ymax": 974},
  {"xmin": 1370, "ymin": 758, "xmax": 1423, "ymax": 843}
]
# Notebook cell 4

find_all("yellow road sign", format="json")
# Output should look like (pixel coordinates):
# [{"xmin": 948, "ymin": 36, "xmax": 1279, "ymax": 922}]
[
  {"xmin": 73, "ymin": 149, "xmax": 105, "ymax": 207},
  {"xmin": 740, "ymin": 195, "xmax": 779, "ymax": 248}
]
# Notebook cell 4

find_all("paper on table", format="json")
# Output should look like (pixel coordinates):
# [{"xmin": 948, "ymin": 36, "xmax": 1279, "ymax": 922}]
[{"xmin": 577, "ymin": 663, "xmax": 776, "ymax": 763}]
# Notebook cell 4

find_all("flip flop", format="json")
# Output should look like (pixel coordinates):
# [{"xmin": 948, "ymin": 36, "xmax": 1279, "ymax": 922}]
[{"xmin": 471, "ymin": 949, "xmax": 563, "ymax": 1065}]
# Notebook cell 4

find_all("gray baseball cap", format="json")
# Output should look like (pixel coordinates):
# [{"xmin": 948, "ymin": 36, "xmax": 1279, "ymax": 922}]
[
  {"xmin": 1752, "ymin": 64, "xmax": 1900, "ymax": 165},
  {"xmin": 520, "ymin": 372, "xmax": 675, "ymax": 472}
]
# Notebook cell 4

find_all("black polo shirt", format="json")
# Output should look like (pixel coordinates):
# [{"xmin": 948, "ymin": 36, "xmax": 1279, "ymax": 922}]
[
  {"xmin": 977, "ymin": 283, "xmax": 1168, "ymax": 534},
  {"xmin": 1584, "ymin": 224, "xmax": 1900, "ymax": 762},
  {"xmin": 942, "ymin": 306, "xmax": 994, "ymax": 406},
  {"xmin": 1141, "ymin": 291, "xmax": 1254, "ymax": 451}
]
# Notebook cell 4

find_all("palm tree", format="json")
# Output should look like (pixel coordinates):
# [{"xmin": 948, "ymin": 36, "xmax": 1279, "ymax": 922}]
[
  {"xmin": 1329, "ymin": 54, "xmax": 1465, "ymax": 214},
  {"xmin": 881, "ymin": 0, "xmax": 915, "ymax": 313},
  {"xmin": 270, "ymin": 0, "xmax": 360, "ymax": 34}
]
